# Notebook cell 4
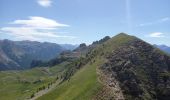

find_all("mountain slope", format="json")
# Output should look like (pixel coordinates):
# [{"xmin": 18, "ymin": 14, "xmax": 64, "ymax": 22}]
[
  {"xmin": 0, "ymin": 40, "xmax": 66, "ymax": 70},
  {"xmin": 37, "ymin": 33, "xmax": 170, "ymax": 100},
  {"xmin": 37, "ymin": 57, "xmax": 104, "ymax": 100},
  {"xmin": 100, "ymin": 34, "xmax": 170, "ymax": 99}
]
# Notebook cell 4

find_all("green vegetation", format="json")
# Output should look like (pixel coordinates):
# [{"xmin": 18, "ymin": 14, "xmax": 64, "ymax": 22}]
[
  {"xmin": 1, "ymin": 33, "xmax": 170, "ymax": 100},
  {"xmin": 0, "ymin": 63, "xmax": 67, "ymax": 100},
  {"xmin": 37, "ymin": 57, "xmax": 104, "ymax": 100}
]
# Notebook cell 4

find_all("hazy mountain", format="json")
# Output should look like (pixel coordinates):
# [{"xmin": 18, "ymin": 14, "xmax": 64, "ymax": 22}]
[
  {"xmin": 59, "ymin": 44, "xmax": 78, "ymax": 51},
  {"xmin": 154, "ymin": 44, "xmax": 170, "ymax": 54},
  {"xmin": 0, "ymin": 39, "xmax": 67, "ymax": 70}
]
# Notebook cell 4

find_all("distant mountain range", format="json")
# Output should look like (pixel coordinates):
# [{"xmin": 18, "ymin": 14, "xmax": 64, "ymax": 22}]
[
  {"xmin": 60, "ymin": 44, "xmax": 78, "ymax": 51},
  {"xmin": 0, "ymin": 39, "xmax": 76, "ymax": 70},
  {"xmin": 154, "ymin": 44, "xmax": 170, "ymax": 54}
]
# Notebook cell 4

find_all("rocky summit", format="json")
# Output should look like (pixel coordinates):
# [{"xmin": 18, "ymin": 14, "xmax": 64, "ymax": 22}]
[{"xmin": 100, "ymin": 35, "xmax": 170, "ymax": 99}]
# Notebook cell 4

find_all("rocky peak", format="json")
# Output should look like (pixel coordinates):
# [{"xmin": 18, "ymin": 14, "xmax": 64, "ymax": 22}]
[{"xmin": 100, "ymin": 34, "xmax": 170, "ymax": 100}]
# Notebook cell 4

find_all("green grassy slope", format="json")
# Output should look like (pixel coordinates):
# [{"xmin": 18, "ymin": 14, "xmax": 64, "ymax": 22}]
[
  {"xmin": 37, "ymin": 57, "xmax": 104, "ymax": 100},
  {"xmin": 0, "ymin": 62, "xmax": 67, "ymax": 100}
]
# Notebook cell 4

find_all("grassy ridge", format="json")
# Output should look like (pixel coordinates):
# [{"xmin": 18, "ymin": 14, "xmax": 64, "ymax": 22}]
[
  {"xmin": 36, "ymin": 34, "xmax": 136, "ymax": 100},
  {"xmin": 37, "ymin": 57, "xmax": 103, "ymax": 100}
]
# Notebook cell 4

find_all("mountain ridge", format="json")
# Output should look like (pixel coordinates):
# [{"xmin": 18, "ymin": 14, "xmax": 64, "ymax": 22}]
[
  {"xmin": 0, "ymin": 33, "xmax": 170, "ymax": 100},
  {"xmin": 37, "ymin": 33, "xmax": 170, "ymax": 100}
]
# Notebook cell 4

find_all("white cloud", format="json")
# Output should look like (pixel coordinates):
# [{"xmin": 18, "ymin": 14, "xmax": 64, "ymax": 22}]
[
  {"xmin": 0, "ymin": 16, "xmax": 76, "ymax": 41},
  {"xmin": 11, "ymin": 16, "xmax": 69, "ymax": 29},
  {"xmin": 149, "ymin": 32, "xmax": 165, "ymax": 38},
  {"xmin": 37, "ymin": 0, "xmax": 52, "ymax": 7},
  {"xmin": 138, "ymin": 17, "xmax": 170, "ymax": 27},
  {"xmin": 1, "ymin": 27, "xmax": 76, "ymax": 40}
]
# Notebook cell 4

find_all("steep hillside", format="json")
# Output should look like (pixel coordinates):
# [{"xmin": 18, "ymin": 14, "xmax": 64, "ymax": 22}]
[
  {"xmin": 37, "ymin": 57, "xmax": 104, "ymax": 100},
  {"xmin": 37, "ymin": 33, "xmax": 170, "ymax": 100},
  {"xmin": 0, "ymin": 40, "xmax": 66, "ymax": 70},
  {"xmin": 100, "ymin": 34, "xmax": 170, "ymax": 99},
  {"xmin": 0, "ymin": 47, "xmax": 20, "ymax": 70}
]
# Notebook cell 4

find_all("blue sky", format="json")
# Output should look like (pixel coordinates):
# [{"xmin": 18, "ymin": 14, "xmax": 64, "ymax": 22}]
[{"xmin": 0, "ymin": 0, "xmax": 170, "ymax": 45}]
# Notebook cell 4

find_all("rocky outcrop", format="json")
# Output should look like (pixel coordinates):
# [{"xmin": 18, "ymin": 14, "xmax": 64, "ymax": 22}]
[
  {"xmin": 95, "ymin": 68, "xmax": 125, "ymax": 100},
  {"xmin": 100, "ymin": 38, "xmax": 170, "ymax": 100}
]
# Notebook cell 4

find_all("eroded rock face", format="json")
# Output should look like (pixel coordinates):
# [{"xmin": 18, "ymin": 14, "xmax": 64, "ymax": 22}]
[
  {"xmin": 100, "ymin": 39, "xmax": 170, "ymax": 100},
  {"xmin": 95, "ymin": 68, "xmax": 125, "ymax": 100}
]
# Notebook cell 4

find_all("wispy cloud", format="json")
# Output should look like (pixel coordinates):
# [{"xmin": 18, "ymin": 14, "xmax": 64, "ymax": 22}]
[
  {"xmin": 37, "ymin": 0, "xmax": 52, "ymax": 7},
  {"xmin": 149, "ymin": 32, "xmax": 165, "ymax": 38},
  {"xmin": 11, "ymin": 16, "xmax": 69, "ymax": 29},
  {"xmin": 160, "ymin": 17, "xmax": 170, "ymax": 22},
  {"xmin": 138, "ymin": 17, "xmax": 170, "ymax": 27},
  {"xmin": 0, "ymin": 16, "xmax": 76, "ymax": 41}
]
